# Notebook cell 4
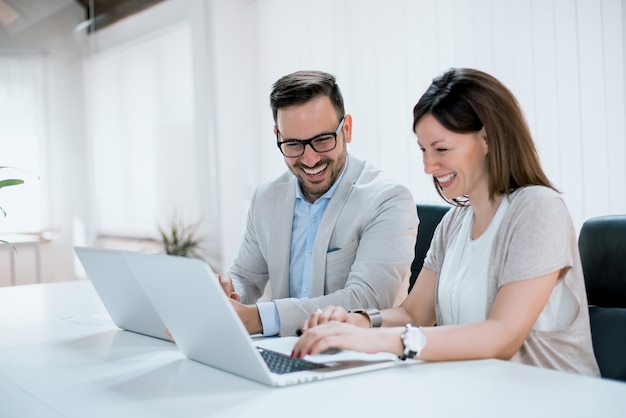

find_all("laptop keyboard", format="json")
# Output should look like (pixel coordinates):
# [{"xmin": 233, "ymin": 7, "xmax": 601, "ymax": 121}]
[{"xmin": 258, "ymin": 347, "xmax": 328, "ymax": 374}]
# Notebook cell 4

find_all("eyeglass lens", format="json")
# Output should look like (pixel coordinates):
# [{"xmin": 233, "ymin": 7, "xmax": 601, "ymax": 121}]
[
  {"xmin": 280, "ymin": 135, "xmax": 336, "ymax": 157},
  {"xmin": 278, "ymin": 117, "xmax": 344, "ymax": 158}
]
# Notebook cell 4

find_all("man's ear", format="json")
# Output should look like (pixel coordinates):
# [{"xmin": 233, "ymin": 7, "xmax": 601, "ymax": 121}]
[{"xmin": 343, "ymin": 114, "xmax": 353, "ymax": 144}]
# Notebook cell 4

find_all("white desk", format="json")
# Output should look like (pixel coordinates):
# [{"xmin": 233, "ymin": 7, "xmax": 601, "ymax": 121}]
[{"xmin": 0, "ymin": 280, "xmax": 624, "ymax": 418}]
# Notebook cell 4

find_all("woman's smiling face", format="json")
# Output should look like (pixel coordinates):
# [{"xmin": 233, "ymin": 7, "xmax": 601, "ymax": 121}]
[{"xmin": 415, "ymin": 114, "xmax": 489, "ymax": 202}]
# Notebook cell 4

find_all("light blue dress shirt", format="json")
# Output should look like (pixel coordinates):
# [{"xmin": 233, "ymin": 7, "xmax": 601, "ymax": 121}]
[{"xmin": 257, "ymin": 157, "xmax": 349, "ymax": 336}]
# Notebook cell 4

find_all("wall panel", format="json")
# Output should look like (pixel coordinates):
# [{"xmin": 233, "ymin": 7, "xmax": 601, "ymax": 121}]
[
  {"xmin": 602, "ymin": 0, "xmax": 626, "ymax": 213},
  {"xmin": 245, "ymin": 0, "xmax": 624, "ymax": 243},
  {"xmin": 577, "ymin": 0, "xmax": 611, "ymax": 217}
]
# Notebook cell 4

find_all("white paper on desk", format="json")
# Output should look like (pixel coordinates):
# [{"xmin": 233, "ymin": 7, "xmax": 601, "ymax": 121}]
[
  {"xmin": 255, "ymin": 336, "xmax": 402, "ymax": 364},
  {"xmin": 61, "ymin": 315, "xmax": 113, "ymax": 327}
]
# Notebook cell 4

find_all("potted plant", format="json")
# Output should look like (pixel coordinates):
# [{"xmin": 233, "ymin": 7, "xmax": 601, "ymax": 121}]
[
  {"xmin": 0, "ymin": 166, "xmax": 25, "ymax": 248},
  {"xmin": 158, "ymin": 217, "xmax": 205, "ymax": 259}
]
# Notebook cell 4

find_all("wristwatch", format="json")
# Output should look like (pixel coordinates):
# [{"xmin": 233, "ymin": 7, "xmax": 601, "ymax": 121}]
[
  {"xmin": 349, "ymin": 308, "xmax": 382, "ymax": 328},
  {"xmin": 400, "ymin": 324, "xmax": 426, "ymax": 360}
]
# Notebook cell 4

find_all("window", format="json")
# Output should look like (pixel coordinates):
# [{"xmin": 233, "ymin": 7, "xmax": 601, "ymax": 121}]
[
  {"xmin": 0, "ymin": 55, "xmax": 45, "ymax": 234},
  {"xmin": 84, "ymin": 24, "xmax": 202, "ymax": 240}
]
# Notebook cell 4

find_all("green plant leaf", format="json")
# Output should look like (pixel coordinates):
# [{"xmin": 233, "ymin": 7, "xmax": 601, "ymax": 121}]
[
  {"xmin": 1, "ymin": 166, "xmax": 26, "ymax": 226},
  {"xmin": 0, "ymin": 179, "xmax": 24, "ymax": 188},
  {"xmin": 0, "ymin": 239, "xmax": 17, "ymax": 252}
]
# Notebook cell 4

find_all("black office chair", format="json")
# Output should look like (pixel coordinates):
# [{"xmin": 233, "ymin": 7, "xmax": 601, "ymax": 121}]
[
  {"xmin": 578, "ymin": 215, "xmax": 626, "ymax": 382},
  {"xmin": 409, "ymin": 203, "xmax": 450, "ymax": 292}
]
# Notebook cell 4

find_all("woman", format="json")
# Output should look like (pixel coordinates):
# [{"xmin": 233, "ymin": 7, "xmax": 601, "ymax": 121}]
[{"xmin": 292, "ymin": 68, "xmax": 599, "ymax": 376}]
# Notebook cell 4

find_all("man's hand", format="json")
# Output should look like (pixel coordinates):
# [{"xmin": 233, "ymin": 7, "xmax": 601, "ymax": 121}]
[
  {"xmin": 217, "ymin": 273, "xmax": 241, "ymax": 301},
  {"xmin": 228, "ymin": 299, "xmax": 263, "ymax": 335},
  {"xmin": 217, "ymin": 273, "xmax": 261, "ymax": 334}
]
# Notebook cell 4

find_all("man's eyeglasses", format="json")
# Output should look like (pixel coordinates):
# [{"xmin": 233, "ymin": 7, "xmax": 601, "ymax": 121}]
[{"xmin": 276, "ymin": 117, "xmax": 345, "ymax": 158}]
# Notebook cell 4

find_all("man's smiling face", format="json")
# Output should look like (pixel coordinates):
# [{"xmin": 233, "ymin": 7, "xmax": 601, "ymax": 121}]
[{"xmin": 275, "ymin": 95, "xmax": 352, "ymax": 203}]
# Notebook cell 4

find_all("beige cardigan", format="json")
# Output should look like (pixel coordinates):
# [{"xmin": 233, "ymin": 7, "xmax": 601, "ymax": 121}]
[{"xmin": 425, "ymin": 186, "xmax": 600, "ymax": 376}]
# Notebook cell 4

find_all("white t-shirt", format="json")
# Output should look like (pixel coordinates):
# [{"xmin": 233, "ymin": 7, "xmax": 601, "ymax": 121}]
[
  {"xmin": 438, "ymin": 197, "xmax": 509, "ymax": 325},
  {"xmin": 437, "ymin": 196, "xmax": 576, "ymax": 330}
]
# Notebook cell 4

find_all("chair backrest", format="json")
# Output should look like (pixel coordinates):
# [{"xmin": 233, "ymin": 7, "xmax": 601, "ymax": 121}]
[
  {"xmin": 578, "ymin": 215, "xmax": 626, "ymax": 381},
  {"xmin": 409, "ymin": 203, "xmax": 450, "ymax": 292}
]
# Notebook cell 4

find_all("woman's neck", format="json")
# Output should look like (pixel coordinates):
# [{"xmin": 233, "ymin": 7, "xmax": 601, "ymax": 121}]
[{"xmin": 470, "ymin": 194, "xmax": 503, "ymax": 240}]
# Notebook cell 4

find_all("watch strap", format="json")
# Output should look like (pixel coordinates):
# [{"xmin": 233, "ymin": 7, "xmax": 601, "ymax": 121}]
[{"xmin": 349, "ymin": 308, "xmax": 382, "ymax": 328}]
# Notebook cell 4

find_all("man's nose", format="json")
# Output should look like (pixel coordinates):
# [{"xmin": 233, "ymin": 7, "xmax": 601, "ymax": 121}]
[{"xmin": 300, "ymin": 143, "xmax": 321, "ymax": 166}]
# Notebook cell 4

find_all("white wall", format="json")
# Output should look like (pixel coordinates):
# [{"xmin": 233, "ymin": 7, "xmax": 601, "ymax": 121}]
[
  {"xmin": 210, "ymin": 0, "xmax": 626, "ymax": 270},
  {"xmin": 1, "ymin": 0, "xmax": 625, "ymax": 284}
]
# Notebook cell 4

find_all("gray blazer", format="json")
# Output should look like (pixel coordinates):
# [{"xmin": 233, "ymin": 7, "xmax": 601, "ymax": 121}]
[{"xmin": 229, "ymin": 155, "xmax": 418, "ymax": 336}]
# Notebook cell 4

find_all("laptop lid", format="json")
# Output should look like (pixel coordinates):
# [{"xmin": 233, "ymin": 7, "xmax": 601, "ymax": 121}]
[
  {"xmin": 74, "ymin": 247, "xmax": 170, "ymax": 341},
  {"xmin": 123, "ymin": 250, "xmax": 401, "ymax": 387}
]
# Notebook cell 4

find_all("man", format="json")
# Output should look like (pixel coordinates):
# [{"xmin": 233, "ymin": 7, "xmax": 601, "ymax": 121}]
[{"xmin": 219, "ymin": 70, "xmax": 418, "ymax": 337}]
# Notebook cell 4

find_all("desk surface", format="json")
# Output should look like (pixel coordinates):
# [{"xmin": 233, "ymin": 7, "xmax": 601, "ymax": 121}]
[{"xmin": 0, "ymin": 280, "xmax": 624, "ymax": 418}]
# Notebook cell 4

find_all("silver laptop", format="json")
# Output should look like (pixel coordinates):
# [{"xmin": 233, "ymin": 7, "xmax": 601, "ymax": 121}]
[
  {"xmin": 74, "ymin": 246, "xmax": 170, "ymax": 341},
  {"xmin": 121, "ymin": 250, "xmax": 408, "ymax": 387}
]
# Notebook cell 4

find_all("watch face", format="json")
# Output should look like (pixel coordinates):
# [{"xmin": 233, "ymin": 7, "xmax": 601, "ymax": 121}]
[{"xmin": 404, "ymin": 326, "xmax": 426, "ymax": 351}]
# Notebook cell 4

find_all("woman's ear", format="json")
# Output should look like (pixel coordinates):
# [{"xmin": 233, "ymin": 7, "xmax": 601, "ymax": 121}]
[{"xmin": 480, "ymin": 127, "xmax": 488, "ymax": 153}]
